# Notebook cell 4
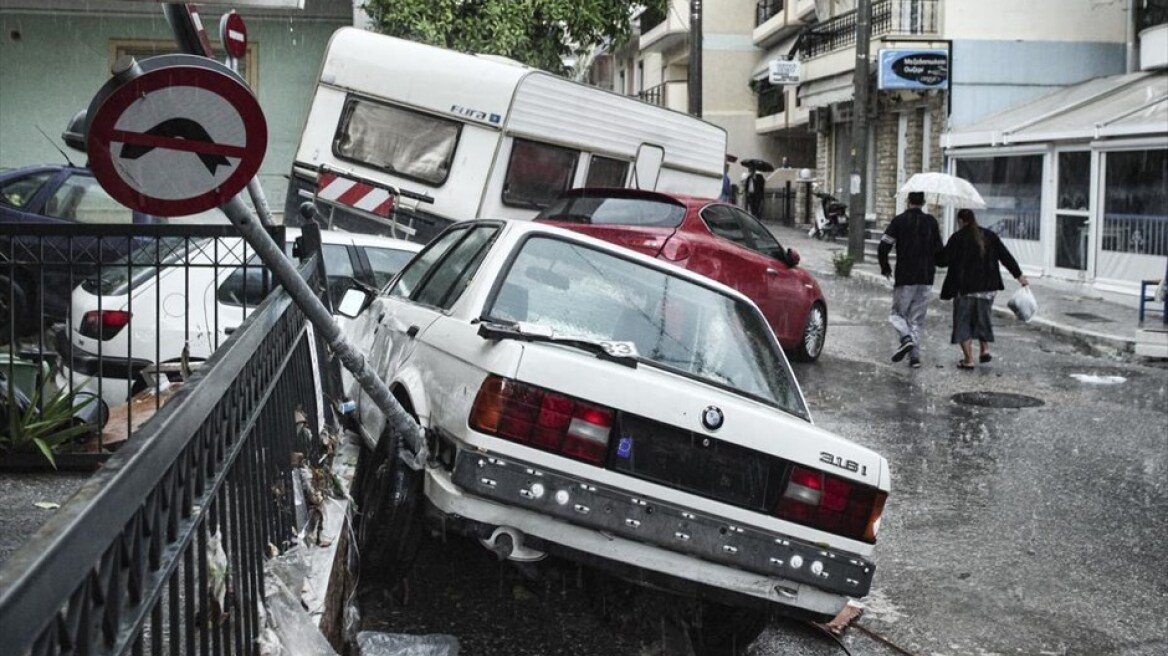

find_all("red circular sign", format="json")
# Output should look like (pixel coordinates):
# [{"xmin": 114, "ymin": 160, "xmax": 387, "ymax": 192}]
[
  {"xmin": 221, "ymin": 11, "xmax": 248, "ymax": 60},
  {"xmin": 86, "ymin": 62, "xmax": 267, "ymax": 217}
]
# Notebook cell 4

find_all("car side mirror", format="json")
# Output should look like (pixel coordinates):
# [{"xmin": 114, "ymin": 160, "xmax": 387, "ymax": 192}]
[
  {"xmin": 336, "ymin": 287, "xmax": 374, "ymax": 318},
  {"xmin": 786, "ymin": 248, "xmax": 801, "ymax": 267}
]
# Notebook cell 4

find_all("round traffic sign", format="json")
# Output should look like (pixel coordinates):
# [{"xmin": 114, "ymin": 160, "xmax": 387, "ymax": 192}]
[
  {"xmin": 86, "ymin": 57, "xmax": 267, "ymax": 217},
  {"xmin": 220, "ymin": 11, "xmax": 248, "ymax": 60}
]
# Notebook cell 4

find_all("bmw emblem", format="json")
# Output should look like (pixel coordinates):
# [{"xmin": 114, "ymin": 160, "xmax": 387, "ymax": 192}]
[{"xmin": 701, "ymin": 406, "xmax": 724, "ymax": 431}]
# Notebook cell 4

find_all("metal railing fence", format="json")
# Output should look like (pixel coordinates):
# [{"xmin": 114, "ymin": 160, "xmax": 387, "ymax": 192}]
[
  {"xmin": 1, "ymin": 224, "xmax": 283, "ymax": 464},
  {"xmin": 0, "ymin": 251, "xmax": 328, "ymax": 655}
]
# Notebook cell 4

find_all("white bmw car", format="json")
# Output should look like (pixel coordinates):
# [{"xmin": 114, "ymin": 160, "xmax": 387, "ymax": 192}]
[{"xmin": 345, "ymin": 219, "xmax": 890, "ymax": 655}]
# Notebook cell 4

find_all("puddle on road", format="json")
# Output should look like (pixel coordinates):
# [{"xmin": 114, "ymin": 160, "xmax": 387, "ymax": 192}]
[{"xmin": 951, "ymin": 391, "xmax": 1045, "ymax": 409}]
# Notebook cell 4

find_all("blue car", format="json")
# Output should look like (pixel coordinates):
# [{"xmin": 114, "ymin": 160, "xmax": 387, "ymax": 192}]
[{"xmin": 0, "ymin": 164, "xmax": 167, "ymax": 339}]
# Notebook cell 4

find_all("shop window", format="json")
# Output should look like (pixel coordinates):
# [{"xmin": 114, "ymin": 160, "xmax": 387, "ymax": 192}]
[
  {"xmin": 502, "ymin": 139, "xmax": 579, "ymax": 210},
  {"xmin": 1102, "ymin": 149, "xmax": 1168, "ymax": 256},
  {"xmin": 955, "ymin": 155, "xmax": 1043, "ymax": 241}
]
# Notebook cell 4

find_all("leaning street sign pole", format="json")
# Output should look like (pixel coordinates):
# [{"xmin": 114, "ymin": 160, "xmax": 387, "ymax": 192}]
[{"xmin": 219, "ymin": 195, "xmax": 427, "ymax": 463}]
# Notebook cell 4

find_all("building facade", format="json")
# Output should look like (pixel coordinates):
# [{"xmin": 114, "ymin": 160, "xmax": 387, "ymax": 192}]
[
  {"xmin": 0, "ymin": 0, "xmax": 352, "ymax": 212},
  {"xmin": 591, "ymin": 0, "xmax": 1166, "ymax": 294}
]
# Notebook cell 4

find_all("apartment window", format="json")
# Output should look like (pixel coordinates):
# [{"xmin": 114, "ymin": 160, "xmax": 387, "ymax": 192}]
[
  {"xmin": 111, "ymin": 39, "xmax": 258, "ymax": 90},
  {"xmin": 757, "ymin": 81, "xmax": 785, "ymax": 118},
  {"xmin": 1103, "ymin": 149, "xmax": 1168, "ymax": 256},
  {"xmin": 502, "ymin": 139, "xmax": 579, "ymax": 209},
  {"xmin": 955, "ymin": 155, "xmax": 1043, "ymax": 241}
]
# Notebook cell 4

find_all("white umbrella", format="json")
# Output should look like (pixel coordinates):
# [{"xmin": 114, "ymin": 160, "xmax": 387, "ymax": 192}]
[{"xmin": 899, "ymin": 172, "xmax": 986, "ymax": 209}]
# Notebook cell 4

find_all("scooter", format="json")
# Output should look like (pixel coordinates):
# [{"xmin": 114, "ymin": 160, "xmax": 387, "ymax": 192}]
[{"xmin": 808, "ymin": 190, "xmax": 849, "ymax": 241}]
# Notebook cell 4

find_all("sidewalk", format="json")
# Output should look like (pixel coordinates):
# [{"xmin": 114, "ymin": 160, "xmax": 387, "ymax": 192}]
[{"xmin": 767, "ymin": 222, "xmax": 1168, "ymax": 360}]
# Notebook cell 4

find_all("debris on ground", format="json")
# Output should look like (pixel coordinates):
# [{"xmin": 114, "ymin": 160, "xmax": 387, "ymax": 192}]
[
  {"xmin": 356, "ymin": 631, "xmax": 460, "ymax": 656},
  {"xmin": 820, "ymin": 599, "xmax": 864, "ymax": 635}
]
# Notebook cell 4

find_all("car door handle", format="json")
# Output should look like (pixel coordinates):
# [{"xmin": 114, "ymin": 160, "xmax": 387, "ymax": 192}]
[
  {"xmin": 766, "ymin": 267, "xmax": 780, "ymax": 276},
  {"xmin": 224, "ymin": 325, "xmax": 238, "ymax": 335},
  {"xmin": 406, "ymin": 325, "xmax": 419, "ymax": 338}
]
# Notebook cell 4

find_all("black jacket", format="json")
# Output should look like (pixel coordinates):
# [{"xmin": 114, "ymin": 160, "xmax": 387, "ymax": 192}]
[
  {"xmin": 938, "ymin": 225, "xmax": 1023, "ymax": 300},
  {"xmin": 877, "ymin": 207, "xmax": 943, "ymax": 286}
]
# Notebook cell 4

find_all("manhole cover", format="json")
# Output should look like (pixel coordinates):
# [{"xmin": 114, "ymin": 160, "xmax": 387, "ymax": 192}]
[
  {"xmin": 1064, "ymin": 312, "xmax": 1114, "ymax": 323},
  {"xmin": 951, "ymin": 391, "xmax": 1045, "ymax": 409}
]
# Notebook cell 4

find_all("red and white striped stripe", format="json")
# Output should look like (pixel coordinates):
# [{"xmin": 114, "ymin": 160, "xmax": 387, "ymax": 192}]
[{"xmin": 315, "ymin": 172, "xmax": 395, "ymax": 218}]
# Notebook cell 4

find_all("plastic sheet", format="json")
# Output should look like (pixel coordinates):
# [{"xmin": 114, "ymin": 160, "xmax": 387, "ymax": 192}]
[
  {"xmin": 356, "ymin": 632, "xmax": 460, "ymax": 656},
  {"xmin": 258, "ymin": 546, "xmax": 338, "ymax": 656}
]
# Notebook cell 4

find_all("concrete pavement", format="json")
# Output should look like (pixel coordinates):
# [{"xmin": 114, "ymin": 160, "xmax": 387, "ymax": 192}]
[{"xmin": 767, "ymin": 222, "xmax": 1168, "ymax": 361}]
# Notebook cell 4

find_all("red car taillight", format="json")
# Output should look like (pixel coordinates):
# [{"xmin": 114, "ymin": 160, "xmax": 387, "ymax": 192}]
[
  {"xmin": 775, "ymin": 465, "xmax": 887, "ymax": 543},
  {"xmin": 79, "ymin": 310, "xmax": 131, "ymax": 340},
  {"xmin": 659, "ymin": 236, "xmax": 691, "ymax": 262},
  {"xmin": 470, "ymin": 376, "xmax": 614, "ymax": 465}
]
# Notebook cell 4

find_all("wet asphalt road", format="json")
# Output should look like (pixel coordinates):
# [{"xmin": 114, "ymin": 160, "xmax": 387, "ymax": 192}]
[
  {"xmin": 3, "ymin": 267, "xmax": 1163, "ymax": 655},
  {"xmin": 361, "ymin": 270, "xmax": 1168, "ymax": 656}
]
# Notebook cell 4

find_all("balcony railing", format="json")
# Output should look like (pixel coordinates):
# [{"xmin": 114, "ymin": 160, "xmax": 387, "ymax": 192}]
[
  {"xmin": 639, "ymin": 83, "xmax": 665, "ymax": 106},
  {"xmin": 799, "ymin": 0, "xmax": 938, "ymax": 58},
  {"xmin": 757, "ymin": 0, "xmax": 785, "ymax": 27}
]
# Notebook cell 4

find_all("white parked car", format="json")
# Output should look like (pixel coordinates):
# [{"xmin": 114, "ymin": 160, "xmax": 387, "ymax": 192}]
[
  {"xmin": 59, "ymin": 228, "xmax": 421, "ymax": 407},
  {"xmin": 344, "ymin": 219, "xmax": 890, "ymax": 655}
]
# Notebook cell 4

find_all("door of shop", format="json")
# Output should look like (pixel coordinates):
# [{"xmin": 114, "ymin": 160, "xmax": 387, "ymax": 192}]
[{"xmin": 1051, "ymin": 151, "xmax": 1093, "ymax": 279}]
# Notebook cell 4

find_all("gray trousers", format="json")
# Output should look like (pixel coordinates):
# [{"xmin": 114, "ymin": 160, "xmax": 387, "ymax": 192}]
[{"xmin": 890, "ymin": 284, "xmax": 932, "ymax": 358}]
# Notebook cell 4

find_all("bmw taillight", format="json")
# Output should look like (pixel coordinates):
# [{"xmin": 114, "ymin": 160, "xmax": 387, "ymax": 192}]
[
  {"xmin": 470, "ymin": 376, "xmax": 614, "ymax": 465},
  {"xmin": 775, "ymin": 465, "xmax": 887, "ymax": 543},
  {"xmin": 79, "ymin": 310, "xmax": 131, "ymax": 340}
]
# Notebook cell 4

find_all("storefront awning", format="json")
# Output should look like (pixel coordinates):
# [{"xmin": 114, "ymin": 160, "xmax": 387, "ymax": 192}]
[
  {"xmin": 943, "ymin": 71, "xmax": 1168, "ymax": 148},
  {"xmin": 798, "ymin": 72, "xmax": 854, "ymax": 108}
]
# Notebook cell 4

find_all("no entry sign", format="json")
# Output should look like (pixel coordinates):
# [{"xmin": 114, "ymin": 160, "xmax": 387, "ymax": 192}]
[
  {"xmin": 86, "ymin": 55, "xmax": 266, "ymax": 217},
  {"xmin": 220, "ymin": 11, "xmax": 248, "ymax": 60}
]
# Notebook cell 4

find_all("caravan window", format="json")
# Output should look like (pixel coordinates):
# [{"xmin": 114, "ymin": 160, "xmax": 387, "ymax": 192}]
[
  {"xmin": 334, "ymin": 97, "xmax": 460, "ymax": 186},
  {"xmin": 586, "ymin": 156, "xmax": 629, "ymax": 188},
  {"xmin": 502, "ymin": 139, "xmax": 579, "ymax": 209}
]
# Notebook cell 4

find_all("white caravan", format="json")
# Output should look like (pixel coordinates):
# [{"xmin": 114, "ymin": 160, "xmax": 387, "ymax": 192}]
[{"xmin": 285, "ymin": 28, "xmax": 727, "ymax": 243}]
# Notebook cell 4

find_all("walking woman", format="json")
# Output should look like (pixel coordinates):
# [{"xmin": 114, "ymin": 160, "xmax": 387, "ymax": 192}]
[{"xmin": 939, "ymin": 209, "xmax": 1029, "ymax": 369}]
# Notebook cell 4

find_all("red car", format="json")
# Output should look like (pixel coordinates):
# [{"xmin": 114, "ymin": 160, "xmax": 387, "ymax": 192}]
[{"xmin": 535, "ymin": 188, "xmax": 827, "ymax": 361}]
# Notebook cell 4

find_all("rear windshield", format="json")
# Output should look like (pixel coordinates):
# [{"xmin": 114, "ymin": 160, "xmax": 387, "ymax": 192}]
[
  {"xmin": 536, "ymin": 195, "xmax": 685, "ymax": 228},
  {"xmin": 81, "ymin": 238, "xmax": 279, "ymax": 297},
  {"xmin": 485, "ymin": 235, "xmax": 807, "ymax": 418}
]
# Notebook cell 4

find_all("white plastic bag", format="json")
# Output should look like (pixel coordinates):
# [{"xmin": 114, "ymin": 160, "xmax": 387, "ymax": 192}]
[{"xmin": 1008, "ymin": 286, "xmax": 1038, "ymax": 322}]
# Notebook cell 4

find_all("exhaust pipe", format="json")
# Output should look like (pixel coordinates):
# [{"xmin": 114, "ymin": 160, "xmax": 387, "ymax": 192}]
[{"xmin": 479, "ymin": 526, "xmax": 546, "ymax": 562}]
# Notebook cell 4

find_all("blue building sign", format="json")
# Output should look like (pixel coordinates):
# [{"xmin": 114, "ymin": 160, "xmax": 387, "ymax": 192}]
[{"xmin": 878, "ymin": 49, "xmax": 949, "ymax": 90}]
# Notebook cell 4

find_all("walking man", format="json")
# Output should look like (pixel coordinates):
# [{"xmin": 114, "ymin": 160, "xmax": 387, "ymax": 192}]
[{"xmin": 877, "ymin": 191, "xmax": 943, "ymax": 368}]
